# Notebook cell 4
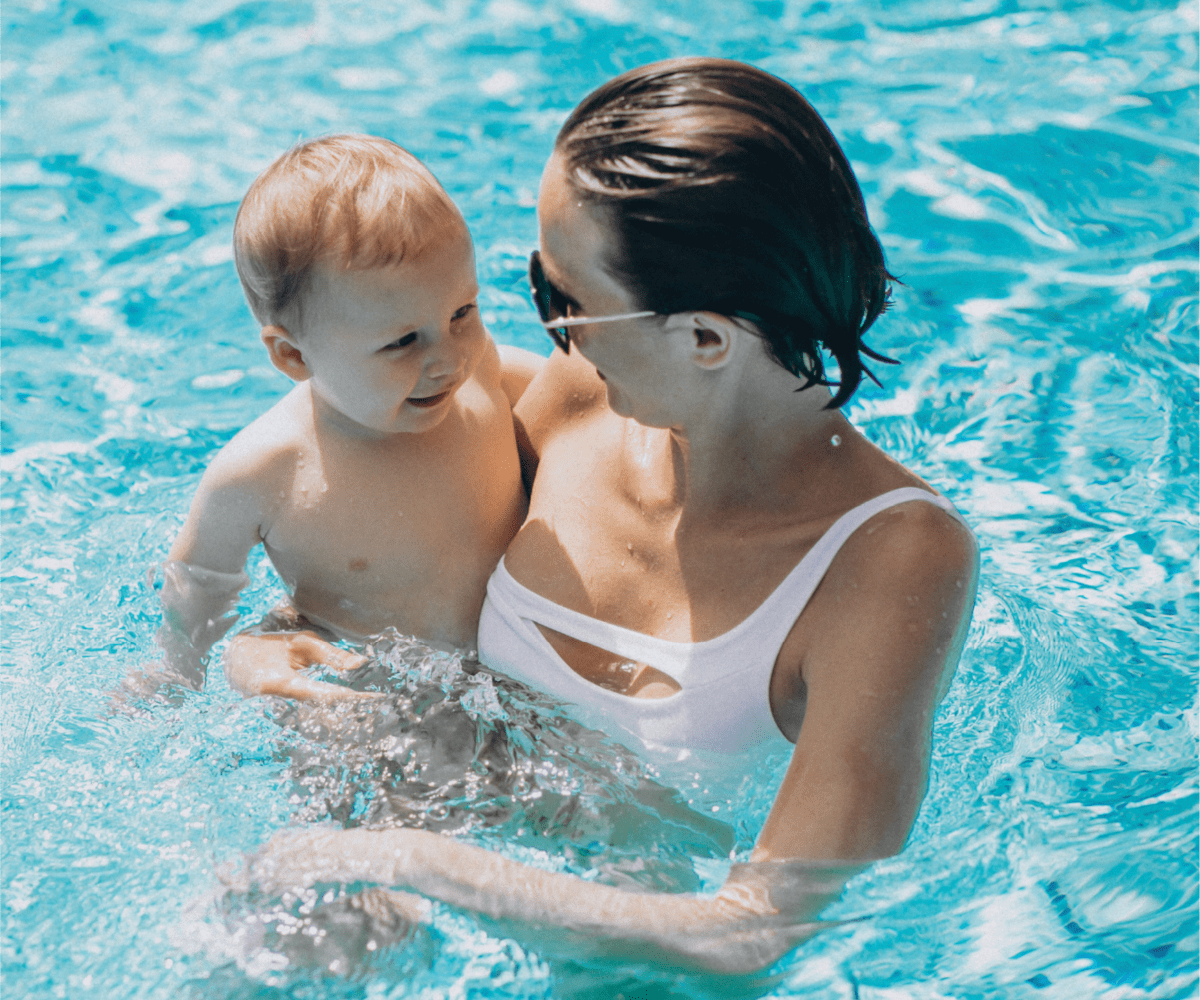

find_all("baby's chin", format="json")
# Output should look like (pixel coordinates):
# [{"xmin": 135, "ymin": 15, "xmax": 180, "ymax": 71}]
[{"xmin": 321, "ymin": 403, "xmax": 453, "ymax": 440}]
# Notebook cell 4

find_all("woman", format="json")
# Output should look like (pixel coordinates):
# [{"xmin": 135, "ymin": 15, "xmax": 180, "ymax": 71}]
[{"xmin": 232, "ymin": 57, "xmax": 978, "ymax": 973}]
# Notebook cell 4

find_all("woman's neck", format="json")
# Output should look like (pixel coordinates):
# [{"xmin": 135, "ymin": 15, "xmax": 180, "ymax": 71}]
[{"xmin": 633, "ymin": 365, "xmax": 858, "ymax": 526}]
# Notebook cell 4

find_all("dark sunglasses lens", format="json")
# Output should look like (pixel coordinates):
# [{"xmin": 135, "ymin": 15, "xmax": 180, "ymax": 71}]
[
  {"xmin": 529, "ymin": 252, "xmax": 569, "ymax": 354},
  {"xmin": 528, "ymin": 253, "xmax": 551, "ymax": 321}
]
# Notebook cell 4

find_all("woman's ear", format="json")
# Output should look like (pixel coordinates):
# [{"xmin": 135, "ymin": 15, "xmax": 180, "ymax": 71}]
[
  {"xmin": 261, "ymin": 325, "xmax": 311, "ymax": 382},
  {"xmin": 664, "ymin": 312, "xmax": 739, "ymax": 370}
]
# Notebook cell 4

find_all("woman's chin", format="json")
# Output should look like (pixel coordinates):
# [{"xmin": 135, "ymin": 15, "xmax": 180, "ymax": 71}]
[
  {"xmin": 607, "ymin": 391, "xmax": 674, "ymax": 429},
  {"xmin": 603, "ymin": 382, "xmax": 629, "ymax": 416}
]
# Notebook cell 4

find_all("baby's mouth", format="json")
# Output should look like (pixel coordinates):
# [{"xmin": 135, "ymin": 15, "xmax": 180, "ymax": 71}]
[{"xmin": 408, "ymin": 389, "xmax": 452, "ymax": 408}]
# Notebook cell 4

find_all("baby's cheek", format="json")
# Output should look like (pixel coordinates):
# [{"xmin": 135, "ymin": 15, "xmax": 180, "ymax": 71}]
[{"xmin": 463, "ymin": 321, "xmax": 489, "ymax": 370}]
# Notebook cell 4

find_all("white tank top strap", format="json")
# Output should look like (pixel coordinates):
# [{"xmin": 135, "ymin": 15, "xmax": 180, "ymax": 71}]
[{"xmin": 735, "ymin": 486, "xmax": 960, "ymax": 652}]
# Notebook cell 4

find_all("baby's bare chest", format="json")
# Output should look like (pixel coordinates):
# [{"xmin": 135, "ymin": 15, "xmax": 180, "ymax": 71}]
[{"xmin": 263, "ymin": 401, "xmax": 524, "ymax": 604}]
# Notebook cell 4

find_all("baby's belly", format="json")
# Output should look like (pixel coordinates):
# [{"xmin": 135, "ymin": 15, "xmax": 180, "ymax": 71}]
[
  {"xmin": 260, "ymin": 424, "xmax": 527, "ymax": 647},
  {"xmin": 264, "ymin": 511, "xmax": 516, "ymax": 649},
  {"xmin": 276, "ymin": 549, "xmax": 496, "ymax": 648}
]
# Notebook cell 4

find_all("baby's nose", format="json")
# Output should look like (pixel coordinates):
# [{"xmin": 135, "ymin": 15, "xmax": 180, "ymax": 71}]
[{"xmin": 422, "ymin": 332, "xmax": 461, "ymax": 379}]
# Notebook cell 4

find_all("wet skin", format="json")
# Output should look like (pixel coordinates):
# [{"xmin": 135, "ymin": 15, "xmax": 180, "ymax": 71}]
[{"xmin": 167, "ymin": 226, "xmax": 529, "ymax": 653}]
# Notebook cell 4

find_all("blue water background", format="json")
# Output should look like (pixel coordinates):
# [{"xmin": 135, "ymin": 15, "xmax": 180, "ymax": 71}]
[{"xmin": 2, "ymin": 0, "xmax": 1197, "ymax": 997}]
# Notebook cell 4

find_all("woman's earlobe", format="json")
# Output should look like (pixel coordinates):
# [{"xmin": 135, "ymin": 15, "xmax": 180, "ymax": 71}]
[{"xmin": 261, "ymin": 325, "xmax": 311, "ymax": 381}]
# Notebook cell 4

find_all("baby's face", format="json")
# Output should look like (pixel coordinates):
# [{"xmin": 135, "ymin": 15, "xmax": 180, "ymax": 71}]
[{"xmin": 296, "ymin": 227, "xmax": 487, "ymax": 437}]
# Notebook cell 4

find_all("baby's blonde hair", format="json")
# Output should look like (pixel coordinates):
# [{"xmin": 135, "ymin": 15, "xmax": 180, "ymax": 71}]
[{"xmin": 233, "ymin": 134, "xmax": 463, "ymax": 331}]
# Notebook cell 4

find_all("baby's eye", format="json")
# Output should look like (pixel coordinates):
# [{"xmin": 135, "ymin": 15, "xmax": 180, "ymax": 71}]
[
  {"xmin": 451, "ymin": 302, "xmax": 477, "ymax": 322},
  {"xmin": 381, "ymin": 332, "xmax": 418, "ymax": 352}
]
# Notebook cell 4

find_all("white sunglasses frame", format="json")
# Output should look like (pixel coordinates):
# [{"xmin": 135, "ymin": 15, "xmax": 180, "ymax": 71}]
[{"xmin": 537, "ymin": 310, "xmax": 656, "ymax": 331}]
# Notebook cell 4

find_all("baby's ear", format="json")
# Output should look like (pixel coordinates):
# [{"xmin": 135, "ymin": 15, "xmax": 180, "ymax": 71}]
[{"xmin": 261, "ymin": 326, "xmax": 310, "ymax": 381}]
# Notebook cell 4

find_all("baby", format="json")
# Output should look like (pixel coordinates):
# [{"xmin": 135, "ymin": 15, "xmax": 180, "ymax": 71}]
[{"xmin": 145, "ymin": 134, "xmax": 539, "ymax": 700}]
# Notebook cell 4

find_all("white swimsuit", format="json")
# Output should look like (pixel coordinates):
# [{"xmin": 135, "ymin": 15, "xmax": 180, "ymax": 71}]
[{"xmin": 477, "ymin": 487, "xmax": 964, "ymax": 766}]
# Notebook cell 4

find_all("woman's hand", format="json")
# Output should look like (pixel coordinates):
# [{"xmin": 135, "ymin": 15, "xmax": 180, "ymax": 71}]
[{"xmin": 223, "ymin": 630, "xmax": 376, "ymax": 702}]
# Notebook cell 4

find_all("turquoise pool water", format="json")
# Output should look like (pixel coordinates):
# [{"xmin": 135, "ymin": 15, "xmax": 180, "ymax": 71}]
[{"xmin": 3, "ymin": 0, "xmax": 1197, "ymax": 996}]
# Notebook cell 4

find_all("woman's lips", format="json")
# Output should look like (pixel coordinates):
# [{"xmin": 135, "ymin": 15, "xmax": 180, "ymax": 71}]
[{"xmin": 408, "ymin": 388, "xmax": 452, "ymax": 408}]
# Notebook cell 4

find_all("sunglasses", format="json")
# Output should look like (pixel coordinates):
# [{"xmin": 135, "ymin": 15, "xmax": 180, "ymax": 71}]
[{"xmin": 528, "ymin": 251, "xmax": 656, "ymax": 353}]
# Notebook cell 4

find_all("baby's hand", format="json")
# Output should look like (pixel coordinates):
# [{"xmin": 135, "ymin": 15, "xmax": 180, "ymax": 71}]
[{"xmin": 223, "ymin": 630, "xmax": 378, "ymax": 703}]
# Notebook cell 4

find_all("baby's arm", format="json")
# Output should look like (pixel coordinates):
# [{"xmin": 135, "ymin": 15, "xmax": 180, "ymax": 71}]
[{"xmin": 137, "ymin": 436, "xmax": 279, "ymax": 694}]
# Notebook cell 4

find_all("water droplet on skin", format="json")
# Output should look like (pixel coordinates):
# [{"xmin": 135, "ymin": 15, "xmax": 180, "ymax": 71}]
[
  {"xmin": 830, "ymin": 434, "xmax": 842, "ymax": 447},
  {"xmin": 627, "ymin": 542, "xmax": 633, "ymax": 551}
]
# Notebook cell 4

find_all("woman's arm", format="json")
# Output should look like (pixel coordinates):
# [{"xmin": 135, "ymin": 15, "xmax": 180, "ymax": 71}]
[
  {"xmin": 244, "ymin": 826, "xmax": 864, "ymax": 973},
  {"xmin": 755, "ymin": 499, "xmax": 979, "ymax": 862}
]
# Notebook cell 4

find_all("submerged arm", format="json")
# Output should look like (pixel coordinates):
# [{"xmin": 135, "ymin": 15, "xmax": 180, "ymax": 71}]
[
  {"xmin": 131, "ymin": 438, "xmax": 275, "ymax": 695},
  {"xmin": 246, "ymin": 826, "xmax": 862, "ymax": 973},
  {"xmin": 148, "ymin": 560, "xmax": 249, "ymax": 691}
]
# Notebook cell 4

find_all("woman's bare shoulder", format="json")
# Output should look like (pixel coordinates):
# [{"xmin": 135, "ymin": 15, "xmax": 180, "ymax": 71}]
[
  {"xmin": 800, "ymin": 492, "xmax": 978, "ymax": 692},
  {"xmin": 512, "ymin": 347, "xmax": 609, "ymax": 452},
  {"xmin": 853, "ymin": 493, "xmax": 977, "ymax": 576}
]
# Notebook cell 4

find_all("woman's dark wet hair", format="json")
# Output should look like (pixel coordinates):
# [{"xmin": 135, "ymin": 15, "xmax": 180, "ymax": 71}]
[{"xmin": 555, "ymin": 57, "xmax": 897, "ymax": 408}]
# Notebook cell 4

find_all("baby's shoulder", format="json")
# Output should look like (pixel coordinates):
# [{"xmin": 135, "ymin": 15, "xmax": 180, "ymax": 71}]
[{"xmin": 200, "ymin": 386, "xmax": 312, "ymax": 496}]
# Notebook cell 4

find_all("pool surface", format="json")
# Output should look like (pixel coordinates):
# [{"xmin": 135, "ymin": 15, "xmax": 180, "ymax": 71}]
[{"xmin": 3, "ymin": 0, "xmax": 1197, "ymax": 997}]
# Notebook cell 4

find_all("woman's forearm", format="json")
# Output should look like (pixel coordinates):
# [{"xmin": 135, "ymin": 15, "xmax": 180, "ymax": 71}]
[{"xmin": 248, "ymin": 827, "xmax": 860, "ymax": 973}]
